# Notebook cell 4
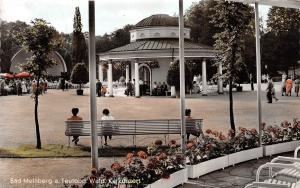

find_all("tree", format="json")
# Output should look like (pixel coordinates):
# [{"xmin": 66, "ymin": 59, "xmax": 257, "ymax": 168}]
[
  {"xmin": 0, "ymin": 21, "xmax": 29, "ymax": 72},
  {"xmin": 210, "ymin": 1, "xmax": 253, "ymax": 135},
  {"xmin": 263, "ymin": 7, "xmax": 300, "ymax": 76},
  {"xmin": 17, "ymin": 19, "xmax": 61, "ymax": 149},
  {"xmin": 185, "ymin": 0, "xmax": 219, "ymax": 46},
  {"xmin": 70, "ymin": 63, "xmax": 89, "ymax": 91},
  {"xmin": 167, "ymin": 61, "xmax": 194, "ymax": 92},
  {"xmin": 72, "ymin": 7, "xmax": 87, "ymax": 67}
]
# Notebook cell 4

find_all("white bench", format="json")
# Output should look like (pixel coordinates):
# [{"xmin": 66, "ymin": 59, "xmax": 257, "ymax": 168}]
[{"xmin": 65, "ymin": 119, "xmax": 203, "ymax": 146}]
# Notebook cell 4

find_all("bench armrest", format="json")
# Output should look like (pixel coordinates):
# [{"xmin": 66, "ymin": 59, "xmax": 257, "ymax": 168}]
[
  {"xmin": 256, "ymin": 162, "xmax": 297, "ymax": 181},
  {"xmin": 271, "ymin": 156, "xmax": 300, "ymax": 164},
  {"xmin": 246, "ymin": 182, "xmax": 289, "ymax": 188}
]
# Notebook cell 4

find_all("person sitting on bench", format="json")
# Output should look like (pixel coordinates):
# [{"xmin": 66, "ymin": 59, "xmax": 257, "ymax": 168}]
[
  {"xmin": 67, "ymin": 108, "xmax": 83, "ymax": 145},
  {"xmin": 101, "ymin": 109, "xmax": 114, "ymax": 146}
]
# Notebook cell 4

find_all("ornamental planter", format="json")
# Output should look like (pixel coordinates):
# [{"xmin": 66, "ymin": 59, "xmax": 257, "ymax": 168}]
[
  {"xmin": 228, "ymin": 147, "xmax": 263, "ymax": 166},
  {"xmin": 187, "ymin": 156, "xmax": 228, "ymax": 179},
  {"xmin": 263, "ymin": 142, "xmax": 293, "ymax": 156},
  {"xmin": 145, "ymin": 168, "xmax": 187, "ymax": 188}
]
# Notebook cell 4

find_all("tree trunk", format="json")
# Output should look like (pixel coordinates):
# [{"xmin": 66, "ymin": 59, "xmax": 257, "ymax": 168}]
[
  {"xmin": 35, "ymin": 73, "xmax": 42, "ymax": 149},
  {"xmin": 229, "ymin": 77, "xmax": 235, "ymax": 136}
]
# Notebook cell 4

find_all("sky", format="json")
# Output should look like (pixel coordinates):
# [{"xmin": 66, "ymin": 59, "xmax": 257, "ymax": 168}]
[{"xmin": 0, "ymin": 0, "xmax": 270, "ymax": 36}]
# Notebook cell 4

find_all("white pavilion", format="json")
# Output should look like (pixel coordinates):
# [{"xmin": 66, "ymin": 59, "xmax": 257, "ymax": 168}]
[{"xmin": 97, "ymin": 14, "xmax": 222, "ymax": 97}]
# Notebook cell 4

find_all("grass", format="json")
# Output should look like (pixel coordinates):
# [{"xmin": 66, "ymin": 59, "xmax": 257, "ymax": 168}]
[
  {"xmin": 0, "ymin": 144, "xmax": 90, "ymax": 158},
  {"xmin": 0, "ymin": 144, "xmax": 149, "ymax": 158}
]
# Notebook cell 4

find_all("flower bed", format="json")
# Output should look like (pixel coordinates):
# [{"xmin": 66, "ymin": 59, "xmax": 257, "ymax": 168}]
[
  {"xmin": 228, "ymin": 147, "xmax": 263, "ymax": 166},
  {"xmin": 262, "ymin": 119, "xmax": 300, "ymax": 156},
  {"xmin": 186, "ymin": 127, "xmax": 260, "ymax": 178},
  {"xmin": 187, "ymin": 155, "xmax": 228, "ymax": 178}
]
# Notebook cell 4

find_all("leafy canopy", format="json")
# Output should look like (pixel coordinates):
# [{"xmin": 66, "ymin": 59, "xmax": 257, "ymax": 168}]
[{"xmin": 16, "ymin": 18, "xmax": 61, "ymax": 76}]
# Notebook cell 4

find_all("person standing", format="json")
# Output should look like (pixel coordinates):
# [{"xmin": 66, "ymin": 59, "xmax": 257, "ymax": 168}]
[
  {"xmin": 101, "ymin": 109, "xmax": 114, "ymax": 146},
  {"xmin": 249, "ymin": 73, "xmax": 254, "ymax": 91},
  {"xmin": 281, "ymin": 73, "xmax": 287, "ymax": 96},
  {"xmin": 266, "ymin": 78, "xmax": 273, "ymax": 103},
  {"xmin": 21, "ymin": 79, "xmax": 27, "ymax": 94},
  {"xmin": 285, "ymin": 77, "xmax": 293, "ymax": 96},
  {"xmin": 96, "ymin": 80, "xmax": 102, "ymax": 97},
  {"xmin": 67, "ymin": 108, "xmax": 83, "ymax": 145},
  {"xmin": 270, "ymin": 78, "xmax": 278, "ymax": 101},
  {"xmin": 294, "ymin": 77, "xmax": 300, "ymax": 97}
]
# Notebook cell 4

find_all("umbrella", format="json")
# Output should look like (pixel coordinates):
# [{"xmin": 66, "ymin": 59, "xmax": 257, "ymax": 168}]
[
  {"xmin": 15, "ymin": 72, "xmax": 32, "ymax": 78},
  {"xmin": 0, "ymin": 73, "xmax": 14, "ymax": 79}
]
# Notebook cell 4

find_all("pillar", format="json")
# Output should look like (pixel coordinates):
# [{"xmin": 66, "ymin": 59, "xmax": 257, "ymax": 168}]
[
  {"xmin": 218, "ymin": 62, "xmax": 223, "ymax": 94},
  {"xmin": 98, "ymin": 64, "xmax": 103, "ymax": 82},
  {"xmin": 134, "ymin": 60, "xmax": 140, "ymax": 97},
  {"xmin": 125, "ymin": 65, "xmax": 129, "ymax": 84},
  {"xmin": 108, "ymin": 60, "xmax": 113, "ymax": 97},
  {"xmin": 202, "ymin": 59, "xmax": 208, "ymax": 96}
]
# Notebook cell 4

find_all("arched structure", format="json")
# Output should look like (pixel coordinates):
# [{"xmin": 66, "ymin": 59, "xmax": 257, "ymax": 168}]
[
  {"xmin": 10, "ymin": 49, "xmax": 67, "ymax": 76},
  {"xmin": 139, "ymin": 63, "xmax": 152, "ymax": 95}
]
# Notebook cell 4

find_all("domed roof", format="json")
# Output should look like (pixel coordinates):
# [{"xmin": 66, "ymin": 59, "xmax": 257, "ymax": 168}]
[{"xmin": 135, "ymin": 14, "xmax": 179, "ymax": 28}]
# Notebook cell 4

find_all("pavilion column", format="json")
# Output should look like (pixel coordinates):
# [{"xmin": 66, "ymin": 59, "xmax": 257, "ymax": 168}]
[
  {"xmin": 202, "ymin": 58, "xmax": 208, "ymax": 96},
  {"xmin": 98, "ymin": 63, "xmax": 103, "ymax": 82},
  {"xmin": 134, "ymin": 59, "xmax": 140, "ymax": 98},
  {"xmin": 218, "ymin": 62, "xmax": 223, "ymax": 94},
  {"xmin": 108, "ymin": 60, "xmax": 113, "ymax": 97},
  {"xmin": 125, "ymin": 65, "xmax": 129, "ymax": 84}
]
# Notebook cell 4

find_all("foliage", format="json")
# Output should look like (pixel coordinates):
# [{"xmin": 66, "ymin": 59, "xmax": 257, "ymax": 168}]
[
  {"xmin": 262, "ymin": 119, "xmax": 300, "ymax": 145},
  {"xmin": 68, "ymin": 140, "xmax": 184, "ymax": 188},
  {"xmin": 72, "ymin": 7, "xmax": 87, "ymax": 67},
  {"xmin": 70, "ymin": 63, "xmax": 89, "ymax": 89},
  {"xmin": 262, "ymin": 7, "xmax": 300, "ymax": 76},
  {"xmin": 96, "ymin": 24, "xmax": 134, "ymax": 53},
  {"xmin": 166, "ymin": 61, "xmax": 194, "ymax": 91},
  {"xmin": 210, "ymin": 0, "xmax": 253, "ymax": 133},
  {"xmin": 0, "ymin": 21, "xmax": 29, "ymax": 73},
  {"xmin": 186, "ymin": 127, "xmax": 259, "ymax": 165},
  {"xmin": 185, "ymin": 0, "xmax": 219, "ymax": 46},
  {"xmin": 16, "ymin": 18, "xmax": 61, "ymax": 149}
]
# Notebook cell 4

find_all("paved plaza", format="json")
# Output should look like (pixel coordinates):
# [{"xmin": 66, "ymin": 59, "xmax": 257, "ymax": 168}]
[
  {"xmin": 0, "ymin": 83, "xmax": 299, "ymax": 148},
  {"xmin": 0, "ymin": 83, "xmax": 299, "ymax": 187}
]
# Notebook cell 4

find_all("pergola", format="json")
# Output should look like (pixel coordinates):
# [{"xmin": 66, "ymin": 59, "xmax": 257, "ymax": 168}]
[{"xmin": 227, "ymin": 0, "xmax": 300, "ymax": 145}]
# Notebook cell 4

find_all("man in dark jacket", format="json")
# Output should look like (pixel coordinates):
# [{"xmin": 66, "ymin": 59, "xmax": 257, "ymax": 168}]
[{"xmin": 96, "ymin": 80, "xmax": 102, "ymax": 97}]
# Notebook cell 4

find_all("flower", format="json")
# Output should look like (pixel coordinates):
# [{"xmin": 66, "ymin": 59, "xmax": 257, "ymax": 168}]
[
  {"xmin": 126, "ymin": 152, "xmax": 134, "ymax": 159},
  {"xmin": 219, "ymin": 134, "xmax": 226, "ymax": 141},
  {"xmin": 250, "ymin": 128, "xmax": 257, "ymax": 134},
  {"xmin": 137, "ymin": 151, "xmax": 148, "ymax": 159},
  {"xmin": 169, "ymin": 139, "xmax": 176, "ymax": 145},
  {"xmin": 111, "ymin": 162, "xmax": 124, "ymax": 172},
  {"xmin": 206, "ymin": 129, "xmax": 212, "ymax": 134},
  {"xmin": 186, "ymin": 142, "xmax": 194, "ymax": 149},
  {"xmin": 155, "ymin": 140, "xmax": 163, "ymax": 146},
  {"xmin": 103, "ymin": 170, "xmax": 114, "ymax": 179},
  {"xmin": 158, "ymin": 152, "xmax": 167, "ymax": 160}
]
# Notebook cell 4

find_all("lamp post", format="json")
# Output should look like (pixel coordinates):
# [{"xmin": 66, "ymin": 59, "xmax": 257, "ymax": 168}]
[
  {"xmin": 88, "ymin": 0, "xmax": 98, "ymax": 169},
  {"xmin": 179, "ymin": 0, "xmax": 186, "ymax": 154}
]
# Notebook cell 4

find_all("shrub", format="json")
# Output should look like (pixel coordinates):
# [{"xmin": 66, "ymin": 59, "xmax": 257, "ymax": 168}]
[{"xmin": 70, "ymin": 63, "xmax": 88, "ymax": 89}]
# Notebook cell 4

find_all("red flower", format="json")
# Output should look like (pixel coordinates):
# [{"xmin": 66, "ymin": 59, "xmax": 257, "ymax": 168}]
[
  {"xmin": 137, "ymin": 151, "xmax": 148, "ymax": 159},
  {"xmin": 169, "ymin": 139, "xmax": 176, "ymax": 145},
  {"xmin": 206, "ymin": 129, "xmax": 212, "ymax": 134},
  {"xmin": 219, "ymin": 134, "xmax": 226, "ymax": 141},
  {"xmin": 186, "ymin": 142, "xmax": 194, "ymax": 149},
  {"xmin": 126, "ymin": 153, "xmax": 134, "ymax": 159},
  {"xmin": 111, "ymin": 162, "xmax": 124, "ymax": 172},
  {"xmin": 155, "ymin": 140, "xmax": 163, "ymax": 146},
  {"xmin": 91, "ymin": 168, "xmax": 97, "ymax": 175},
  {"xmin": 158, "ymin": 152, "xmax": 167, "ymax": 160}
]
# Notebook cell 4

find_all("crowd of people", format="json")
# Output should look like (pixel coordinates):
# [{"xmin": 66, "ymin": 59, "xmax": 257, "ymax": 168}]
[
  {"xmin": 266, "ymin": 73, "xmax": 300, "ymax": 103},
  {"xmin": 0, "ymin": 78, "xmax": 49, "ymax": 97}
]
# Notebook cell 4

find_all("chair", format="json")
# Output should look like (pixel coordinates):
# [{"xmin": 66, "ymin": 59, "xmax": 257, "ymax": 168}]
[{"xmin": 244, "ymin": 162, "xmax": 300, "ymax": 188}]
